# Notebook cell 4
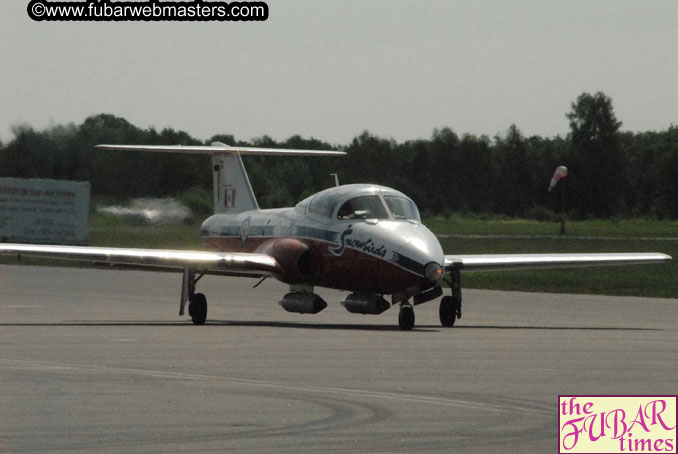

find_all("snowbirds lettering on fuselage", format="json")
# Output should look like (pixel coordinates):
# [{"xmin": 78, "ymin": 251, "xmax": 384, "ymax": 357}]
[{"xmin": 329, "ymin": 225, "xmax": 388, "ymax": 258}]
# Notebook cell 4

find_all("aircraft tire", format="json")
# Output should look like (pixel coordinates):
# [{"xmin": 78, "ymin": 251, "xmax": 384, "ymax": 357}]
[
  {"xmin": 439, "ymin": 296, "xmax": 456, "ymax": 327},
  {"xmin": 398, "ymin": 305, "xmax": 415, "ymax": 331},
  {"xmin": 189, "ymin": 293, "xmax": 208, "ymax": 325}
]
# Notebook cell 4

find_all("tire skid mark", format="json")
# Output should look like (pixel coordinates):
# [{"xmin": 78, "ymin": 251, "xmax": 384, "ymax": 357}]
[
  {"xmin": 0, "ymin": 358, "xmax": 549, "ymax": 416},
  {"xmin": 1, "ymin": 358, "xmax": 388, "ymax": 451},
  {"xmin": 2, "ymin": 358, "xmax": 551, "ymax": 452}
]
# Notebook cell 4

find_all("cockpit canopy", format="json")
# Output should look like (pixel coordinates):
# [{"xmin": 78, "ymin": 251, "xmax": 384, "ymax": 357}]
[{"xmin": 298, "ymin": 184, "xmax": 421, "ymax": 222}]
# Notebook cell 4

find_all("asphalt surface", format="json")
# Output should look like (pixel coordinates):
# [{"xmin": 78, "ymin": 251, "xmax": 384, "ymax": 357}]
[{"xmin": 1, "ymin": 264, "xmax": 676, "ymax": 453}]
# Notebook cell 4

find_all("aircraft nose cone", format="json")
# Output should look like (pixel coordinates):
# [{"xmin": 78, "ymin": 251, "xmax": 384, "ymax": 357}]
[{"xmin": 393, "ymin": 223, "xmax": 445, "ymax": 278}]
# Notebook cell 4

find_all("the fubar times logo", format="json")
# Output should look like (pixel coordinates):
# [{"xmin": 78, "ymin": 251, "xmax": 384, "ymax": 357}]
[{"xmin": 559, "ymin": 396, "xmax": 677, "ymax": 453}]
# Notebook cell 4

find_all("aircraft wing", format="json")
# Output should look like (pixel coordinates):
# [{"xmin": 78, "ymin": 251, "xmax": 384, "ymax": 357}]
[
  {"xmin": 444, "ymin": 252, "xmax": 671, "ymax": 272},
  {"xmin": 0, "ymin": 243, "xmax": 278, "ymax": 277}
]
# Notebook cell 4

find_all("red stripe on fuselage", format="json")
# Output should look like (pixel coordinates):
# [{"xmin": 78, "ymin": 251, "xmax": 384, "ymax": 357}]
[{"xmin": 203, "ymin": 236, "xmax": 426, "ymax": 294}]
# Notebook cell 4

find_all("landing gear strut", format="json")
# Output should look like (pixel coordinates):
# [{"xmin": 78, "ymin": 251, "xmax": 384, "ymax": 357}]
[
  {"xmin": 440, "ymin": 269, "xmax": 462, "ymax": 327},
  {"xmin": 398, "ymin": 303, "xmax": 415, "ymax": 331},
  {"xmin": 180, "ymin": 267, "xmax": 207, "ymax": 325}
]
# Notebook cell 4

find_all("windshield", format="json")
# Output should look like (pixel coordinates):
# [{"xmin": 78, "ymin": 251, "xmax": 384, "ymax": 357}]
[
  {"xmin": 337, "ymin": 195, "xmax": 389, "ymax": 220},
  {"xmin": 384, "ymin": 196, "xmax": 420, "ymax": 221}
]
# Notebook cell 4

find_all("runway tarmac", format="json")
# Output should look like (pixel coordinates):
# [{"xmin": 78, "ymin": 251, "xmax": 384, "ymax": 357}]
[{"xmin": 1, "ymin": 264, "xmax": 676, "ymax": 453}]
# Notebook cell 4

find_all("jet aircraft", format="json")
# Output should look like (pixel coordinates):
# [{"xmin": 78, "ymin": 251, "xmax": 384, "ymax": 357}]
[{"xmin": 0, "ymin": 143, "xmax": 671, "ymax": 330}]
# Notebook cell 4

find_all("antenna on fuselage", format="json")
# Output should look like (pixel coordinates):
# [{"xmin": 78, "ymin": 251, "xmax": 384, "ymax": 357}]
[{"xmin": 330, "ymin": 173, "xmax": 340, "ymax": 187}]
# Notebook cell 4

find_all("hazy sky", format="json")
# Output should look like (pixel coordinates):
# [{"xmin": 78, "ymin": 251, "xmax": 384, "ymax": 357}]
[{"xmin": 1, "ymin": 0, "xmax": 677, "ymax": 145}]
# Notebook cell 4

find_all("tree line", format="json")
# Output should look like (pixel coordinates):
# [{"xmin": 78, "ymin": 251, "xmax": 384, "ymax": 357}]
[{"xmin": 1, "ymin": 92, "xmax": 677, "ymax": 219}]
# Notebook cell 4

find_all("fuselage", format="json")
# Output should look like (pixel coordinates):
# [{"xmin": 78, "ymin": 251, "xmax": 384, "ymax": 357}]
[{"xmin": 200, "ymin": 184, "xmax": 445, "ymax": 296}]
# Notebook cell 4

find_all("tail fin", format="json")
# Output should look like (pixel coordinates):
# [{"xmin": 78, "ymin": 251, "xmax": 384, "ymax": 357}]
[
  {"xmin": 211, "ymin": 151, "xmax": 258, "ymax": 214},
  {"xmin": 96, "ymin": 142, "xmax": 344, "ymax": 214}
]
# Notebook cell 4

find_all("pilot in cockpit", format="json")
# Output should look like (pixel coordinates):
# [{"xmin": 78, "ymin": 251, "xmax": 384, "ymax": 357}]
[{"xmin": 337, "ymin": 196, "xmax": 388, "ymax": 220}]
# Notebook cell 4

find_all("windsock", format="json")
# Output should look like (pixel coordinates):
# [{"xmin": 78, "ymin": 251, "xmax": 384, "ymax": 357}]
[{"xmin": 548, "ymin": 166, "xmax": 568, "ymax": 192}]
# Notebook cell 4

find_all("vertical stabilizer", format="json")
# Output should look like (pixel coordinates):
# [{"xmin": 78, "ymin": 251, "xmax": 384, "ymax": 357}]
[{"xmin": 212, "ymin": 152, "xmax": 259, "ymax": 214}]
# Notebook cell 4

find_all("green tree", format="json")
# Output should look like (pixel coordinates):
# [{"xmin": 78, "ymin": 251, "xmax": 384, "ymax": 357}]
[
  {"xmin": 2, "ymin": 112, "xmax": 677, "ymax": 219},
  {"xmin": 426, "ymin": 128, "xmax": 459, "ymax": 213},
  {"xmin": 566, "ymin": 92, "xmax": 624, "ymax": 217},
  {"xmin": 457, "ymin": 134, "xmax": 495, "ymax": 213},
  {"xmin": 341, "ymin": 131, "xmax": 396, "ymax": 187},
  {"xmin": 495, "ymin": 125, "xmax": 534, "ymax": 216}
]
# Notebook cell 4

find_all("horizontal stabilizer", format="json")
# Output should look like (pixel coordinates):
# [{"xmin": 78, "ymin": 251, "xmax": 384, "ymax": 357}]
[{"xmin": 96, "ymin": 142, "xmax": 345, "ymax": 156}]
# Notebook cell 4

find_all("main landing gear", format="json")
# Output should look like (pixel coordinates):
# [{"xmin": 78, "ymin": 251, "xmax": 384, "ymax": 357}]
[
  {"xmin": 189, "ymin": 293, "xmax": 207, "ymax": 325},
  {"xmin": 181, "ymin": 267, "xmax": 207, "ymax": 325},
  {"xmin": 439, "ymin": 269, "xmax": 462, "ymax": 327}
]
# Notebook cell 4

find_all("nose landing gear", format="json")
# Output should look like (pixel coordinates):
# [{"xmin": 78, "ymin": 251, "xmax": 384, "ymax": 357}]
[
  {"xmin": 398, "ymin": 303, "xmax": 415, "ymax": 330},
  {"xmin": 397, "ymin": 268, "xmax": 463, "ymax": 330}
]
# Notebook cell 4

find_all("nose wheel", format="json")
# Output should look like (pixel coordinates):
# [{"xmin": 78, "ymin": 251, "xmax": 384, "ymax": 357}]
[{"xmin": 398, "ymin": 303, "xmax": 415, "ymax": 330}]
